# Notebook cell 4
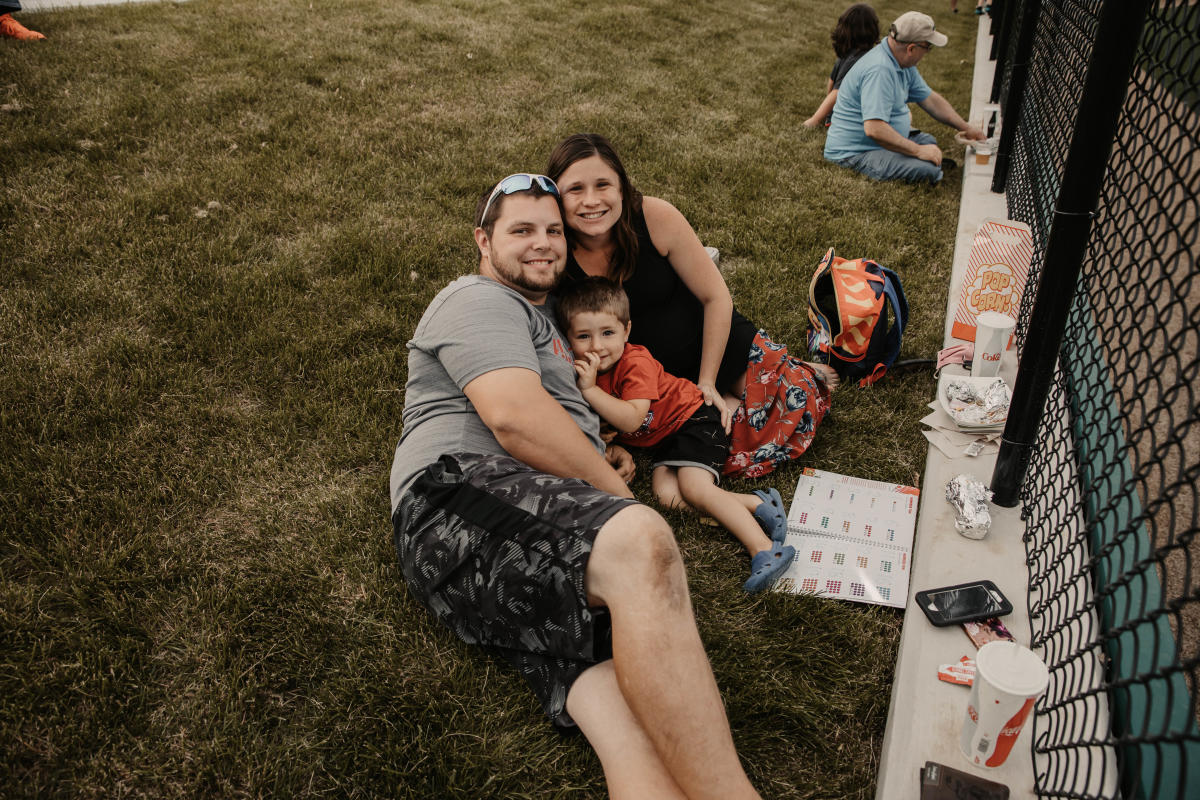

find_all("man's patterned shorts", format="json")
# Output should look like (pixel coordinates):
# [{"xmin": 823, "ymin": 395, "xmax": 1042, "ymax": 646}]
[{"xmin": 392, "ymin": 452, "xmax": 637, "ymax": 727}]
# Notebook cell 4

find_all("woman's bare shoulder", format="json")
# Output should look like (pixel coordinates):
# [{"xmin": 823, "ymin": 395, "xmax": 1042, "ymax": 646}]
[
  {"xmin": 641, "ymin": 195, "xmax": 693, "ymax": 251},
  {"xmin": 641, "ymin": 195, "xmax": 684, "ymax": 225}
]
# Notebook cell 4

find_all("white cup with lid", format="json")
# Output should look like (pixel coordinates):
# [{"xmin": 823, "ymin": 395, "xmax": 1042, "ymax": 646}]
[
  {"xmin": 960, "ymin": 641, "xmax": 1049, "ymax": 768},
  {"xmin": 972, "ymin": 311, "xmax": 1016, "ymax": 378}
]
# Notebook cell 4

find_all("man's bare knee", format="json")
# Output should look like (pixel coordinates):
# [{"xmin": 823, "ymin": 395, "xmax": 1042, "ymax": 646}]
[{"xmin": 586, "ymin": 505, "xmax": 687, "ymax": 607}]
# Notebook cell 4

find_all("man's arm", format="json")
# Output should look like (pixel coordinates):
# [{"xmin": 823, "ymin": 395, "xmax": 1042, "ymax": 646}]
[
  {"xmin": 916, "ymin": 92, "xmax": 986, "ymax": 140},
  {"xmin": 863, "ymin": 118, "xmax": 945, "ymax": 165},
  {"xmin": 464, "ymin": 366, "xmax": 634, "ymax": 498}
]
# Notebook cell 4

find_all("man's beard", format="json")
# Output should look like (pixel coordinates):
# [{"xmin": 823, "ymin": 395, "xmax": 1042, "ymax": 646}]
[{"xmin": 488, "ymin": 251, "xmax": 563, "ymax": 297}]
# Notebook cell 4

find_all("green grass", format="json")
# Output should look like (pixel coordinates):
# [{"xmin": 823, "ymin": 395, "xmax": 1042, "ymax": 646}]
[{"xmin": 1, "ymin": 1, "xmax": 981, "ymax": 796}]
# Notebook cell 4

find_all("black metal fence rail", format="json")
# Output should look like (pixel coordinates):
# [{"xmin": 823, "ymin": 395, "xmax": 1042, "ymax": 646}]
[{"xmin": 988, "ymin": 1, "xmax": 1200, "ymax": 797}]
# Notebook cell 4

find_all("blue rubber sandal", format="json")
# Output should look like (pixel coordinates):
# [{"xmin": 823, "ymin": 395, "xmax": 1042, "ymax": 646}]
[
  {"xmin": 743, "ymin": 544, "xmax": 796, "ymax": 593},
  {"xmin": 752, "ymin": 488, "xmax": 788, "ymax": 544}
]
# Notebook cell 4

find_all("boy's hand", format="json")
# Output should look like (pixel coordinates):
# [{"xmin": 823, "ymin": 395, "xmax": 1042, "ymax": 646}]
[
  {"xmin": 598, "ymin": 424, "xmax": 619, "ymax": 444},
  {"xmin": 574, "ymin": 351, "xmax": 601, "ymax": 390}
]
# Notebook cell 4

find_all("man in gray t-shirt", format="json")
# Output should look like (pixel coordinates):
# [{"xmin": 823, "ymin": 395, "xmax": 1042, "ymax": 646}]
[
  {"xmin": 389, "ymin": 174, "xmax": 763, "ymax": 799},
  {"xmin": 389, "ymin": 271, "xmax": 604, "ymax": 506}
]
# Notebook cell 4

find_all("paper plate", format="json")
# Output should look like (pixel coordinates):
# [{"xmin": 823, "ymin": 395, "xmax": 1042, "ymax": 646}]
[
  {"xmin": 955, "ymin": 132, "xmax": 999, "ymax": 149},
  {"xmin": 938, "ymin": 373, "xmax": 1009, "ymax": 431}
]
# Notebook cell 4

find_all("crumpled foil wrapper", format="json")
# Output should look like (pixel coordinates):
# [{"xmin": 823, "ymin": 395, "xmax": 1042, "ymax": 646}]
[
  {"xmin": 945, "ymin": 378, "xmax": 1011, "ymax": 426},
  {"xmin": 946, "ymin": 474, "xmax": 993, "ymax": 539}
]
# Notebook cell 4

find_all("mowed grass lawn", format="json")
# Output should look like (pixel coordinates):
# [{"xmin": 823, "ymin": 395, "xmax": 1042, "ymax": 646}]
[{"xmin": 1, "ymin": 1, "xmax": 981, "ymax": 797}]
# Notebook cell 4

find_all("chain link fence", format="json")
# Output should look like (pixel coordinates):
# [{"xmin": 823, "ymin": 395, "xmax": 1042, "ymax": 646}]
[{"xmin": 990, "ymin": 1, "xmax": 1199, "ymax": 797}]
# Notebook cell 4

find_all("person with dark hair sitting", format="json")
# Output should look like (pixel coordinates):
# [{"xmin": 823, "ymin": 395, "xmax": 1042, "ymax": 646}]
[
  {"xmin": 0, "ymin": 2, "xmax": 45, "ymax": 41},
  {"xmin": 804, "ymin": 3, "xmax": 881, "ymax": 129}
]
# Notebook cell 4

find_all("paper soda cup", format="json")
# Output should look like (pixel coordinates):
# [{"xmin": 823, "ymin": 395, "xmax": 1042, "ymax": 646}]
[
  {"xmin": 960, "ymin": 641, "xmax": 1049, "ymax": 768},
  {"xmin": 971, "ymin": 311, "xmax": 1016, "ymax": 378}
]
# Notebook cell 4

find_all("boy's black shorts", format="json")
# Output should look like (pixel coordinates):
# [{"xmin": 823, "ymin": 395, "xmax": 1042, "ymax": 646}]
[
  {"xmin": 650, "ymin": 404, "xmax": 730, "ymax": 479},
  {"xmin": 392, "ymin": 452, "xmax": 637, "ymax": 727}
]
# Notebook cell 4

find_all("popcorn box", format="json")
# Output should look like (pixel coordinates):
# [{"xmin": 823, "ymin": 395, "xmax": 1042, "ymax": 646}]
[{"xmin": 951, "ymin": 219, "xmax": 1033, "ymax": 344}]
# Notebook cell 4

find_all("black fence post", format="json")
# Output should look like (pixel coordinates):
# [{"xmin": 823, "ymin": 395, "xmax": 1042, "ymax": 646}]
[
  {"xmin": 992, "ymin": 0, "xmax": 1041, "ymax": 193},
  {"xmin": 989, "ymin": 0, "xmax": 1019, "ymax": 101},
  {"xmin": 990, "ymin": 0, "xmax": 1153, "ymax": 507},
  {"xmin": 988, "ymin": 0, "xmax": 1007, "ymax": 61}
]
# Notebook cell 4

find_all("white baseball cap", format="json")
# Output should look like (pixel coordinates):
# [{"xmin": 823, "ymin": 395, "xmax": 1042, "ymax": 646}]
[{"xmin": 890, "ymin": 11, "xmax": 948, "ymax": 47}]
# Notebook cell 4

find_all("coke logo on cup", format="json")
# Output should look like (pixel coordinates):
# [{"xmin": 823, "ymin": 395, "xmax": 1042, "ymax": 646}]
[
  {"xmin": 1000, "ymin": 724, "xmax": 1024, "ymax": 737},
  {"xmin": 983, "ymin": 352, "xmax": 1001, "ymax": 361}
]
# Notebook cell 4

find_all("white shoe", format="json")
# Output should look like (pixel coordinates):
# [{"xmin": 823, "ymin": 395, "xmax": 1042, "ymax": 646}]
[{"xmin": 704, "ymin": 246, "xmax": 720, "ymax": 267}]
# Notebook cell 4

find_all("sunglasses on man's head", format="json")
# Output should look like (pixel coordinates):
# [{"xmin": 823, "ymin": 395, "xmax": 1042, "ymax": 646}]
[{"xmin": 480, "ymin": 173, "xmax": 560, "ymax": 225}]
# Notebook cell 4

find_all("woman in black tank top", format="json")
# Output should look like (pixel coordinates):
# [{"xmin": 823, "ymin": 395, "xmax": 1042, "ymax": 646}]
[{"xmin": 547, "ymin": 133, "xmax": 838, "ymax": 478}]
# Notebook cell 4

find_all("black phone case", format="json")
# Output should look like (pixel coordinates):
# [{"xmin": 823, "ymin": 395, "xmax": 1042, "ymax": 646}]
[
  {"xmin": 919, "ymin": 760, "xmax": 1009, "ymax": 799},
  {"xmin": 915, "ymin": 580, "xmax": 1013, "ymax": 627}
]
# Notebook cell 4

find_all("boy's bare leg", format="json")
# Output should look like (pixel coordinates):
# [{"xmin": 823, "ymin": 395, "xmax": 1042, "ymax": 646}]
[
  {"xmin": 652, "ymin": 465, "xmax": 692, "ymax": 511},
  {"xmin": 676, "ymin": 467, "xmax": 773, "ymax": 556},
  {"xmin": 585, "ymin": 504, "xmax": 761, "ymax": 800},
  {"xmin": 568, "ymin": 661, "xmax": 688, "ymax": 800}
]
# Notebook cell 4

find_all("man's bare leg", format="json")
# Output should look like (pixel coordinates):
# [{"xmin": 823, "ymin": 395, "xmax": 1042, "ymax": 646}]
[
  {"xmin": 584, "ymin": 505, "xmax": 761, "ymax": 800},
  {"xmin": 568, "ymin": 661, "xmax": 688, "ymax": 800}
]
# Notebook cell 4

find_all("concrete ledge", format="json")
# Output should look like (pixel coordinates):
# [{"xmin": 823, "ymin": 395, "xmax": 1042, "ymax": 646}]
[
  {"xmin": 874, "ymin": 18, "xmax": 1038, "ymax": 800},
  {"xmin": 21, "ymin": 0, "xmax": 185, "ymax": 12}
]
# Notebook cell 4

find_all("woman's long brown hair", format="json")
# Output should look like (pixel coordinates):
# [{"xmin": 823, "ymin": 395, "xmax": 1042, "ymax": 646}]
[{"xmin": 546, "ymin": 133, "xmax": 643, "ymax": 284}]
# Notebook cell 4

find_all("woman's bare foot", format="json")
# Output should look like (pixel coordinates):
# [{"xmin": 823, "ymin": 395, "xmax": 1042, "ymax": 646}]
[{"xmin": 806, "ymin": 362, "xmax": 840, "ymax": 391}]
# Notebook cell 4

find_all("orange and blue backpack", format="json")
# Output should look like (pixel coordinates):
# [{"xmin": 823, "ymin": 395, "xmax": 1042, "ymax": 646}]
[{"xmin": 807, "ymin": 247, "xmax": 909, "ymax": 387}]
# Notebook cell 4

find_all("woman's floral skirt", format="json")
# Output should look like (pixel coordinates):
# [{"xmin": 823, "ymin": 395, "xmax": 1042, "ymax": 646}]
[{"xmin": 723, "ymin": 331, "xmax": 832, "ymax": 478}]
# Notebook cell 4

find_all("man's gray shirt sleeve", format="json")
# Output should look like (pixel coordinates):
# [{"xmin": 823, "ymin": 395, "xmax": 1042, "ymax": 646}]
[{"xmin": 389, "ymin": 276, "xmax": 603, "ymax": 513}]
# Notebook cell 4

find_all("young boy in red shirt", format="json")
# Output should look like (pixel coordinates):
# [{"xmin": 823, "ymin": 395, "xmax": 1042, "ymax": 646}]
[{"xmin": 557, "ymin": 277, "xmax": 795, "ymax": 592}]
